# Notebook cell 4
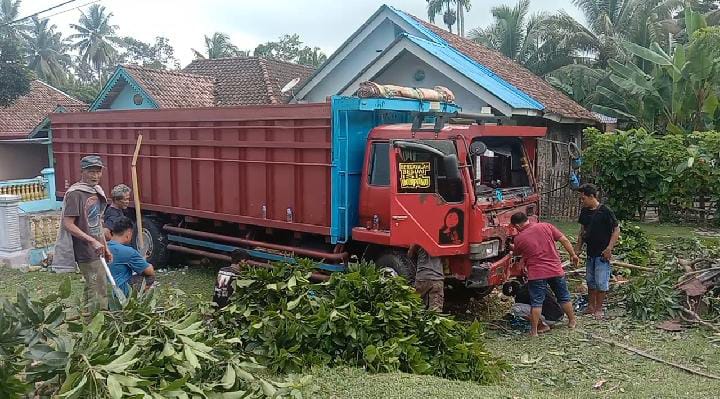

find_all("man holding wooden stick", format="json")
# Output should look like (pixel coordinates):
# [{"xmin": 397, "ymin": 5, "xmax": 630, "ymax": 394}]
[{"xmin": 576, "ymin": 183, "xmax": 620, "ymax": 320}]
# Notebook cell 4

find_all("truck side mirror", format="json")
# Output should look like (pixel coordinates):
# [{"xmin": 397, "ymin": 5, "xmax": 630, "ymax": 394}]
[{"xmin": 443, "ymin": 154, "xmax": 462, "ymax": 181}]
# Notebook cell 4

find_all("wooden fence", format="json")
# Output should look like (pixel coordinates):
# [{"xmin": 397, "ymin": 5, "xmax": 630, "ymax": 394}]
[{"xmin": 539, "ymin": 170, "xmax": 581, "ymax": 220}]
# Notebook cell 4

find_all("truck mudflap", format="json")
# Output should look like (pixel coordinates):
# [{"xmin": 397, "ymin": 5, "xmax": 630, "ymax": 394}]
[{"xmin": 466, "ymin": 253, "xmax": 521, "ymax": 288}]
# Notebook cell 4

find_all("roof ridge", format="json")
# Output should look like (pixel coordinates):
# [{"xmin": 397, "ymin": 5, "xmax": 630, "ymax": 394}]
[
  {"xmin": 256, "ymin": 56, "xmax": 315, "ymax": 71},
  {"xmin": 122, "ymin": 64, "xmax": 215, "ymax": 82},
  {"xmin": 33, "ymin": 80, "xmax": 85, "ymax": 105},
  {"xmin": 257, "ymin": 58, "xmax": 279, "ymax": 104}
]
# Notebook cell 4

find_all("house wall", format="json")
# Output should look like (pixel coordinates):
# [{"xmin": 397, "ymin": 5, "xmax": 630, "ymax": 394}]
[
  {"xmin": 304, "ymin": 18, "xmax": 399, "ymax": 102},
  {"xmin": 372, "ymin": 51, "xmax": 490, "ymax": 114},
  {"xmin": 109, "ymin": 83, "xmax": 155, "ymax": 110},
  {"xmin": 535, "ymin": 122, "xmax": 584, "ymax": 220},
  {"xmin": 0, "ymin": 143, "xmax": 49, "ymax": 180}
]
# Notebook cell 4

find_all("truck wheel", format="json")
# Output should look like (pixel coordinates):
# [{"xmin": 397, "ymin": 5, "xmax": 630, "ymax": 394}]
[
  {"xmin": 375, "ymin": 251, "xmax": 416, "ymax": 285},
  {"xmin": 133, "ymin": 217, "xmax": 168, "ymax": 267}
]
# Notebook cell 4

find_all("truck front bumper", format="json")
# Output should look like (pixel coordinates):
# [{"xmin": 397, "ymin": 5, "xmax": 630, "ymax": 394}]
[{"xmin": 466, "ymin": 253, "xmax": 515, "ymax": 288}]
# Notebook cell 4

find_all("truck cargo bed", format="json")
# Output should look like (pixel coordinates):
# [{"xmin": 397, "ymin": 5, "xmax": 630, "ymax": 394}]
[{"xmin": 52, "ymin": 103, "xmax": 333, "ymax": 235}]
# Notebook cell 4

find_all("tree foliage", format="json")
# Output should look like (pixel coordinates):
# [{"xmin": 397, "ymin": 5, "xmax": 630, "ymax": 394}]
[
  {"xmin": 192, "ymin": 32, "xmax": 246, "ymax": 60},
  {"xmin": 582, "ymin": 127, "xmax": 720, "ymax": 220},
  {"xmin": 68, "ymin": 4, "xmax": 123, "ymax": 80},
  {"xmin": 25, "ymin": 17, "xmax": 71, "ymax": 86},
  {"xmin": 121, "ymin": 36, "xmax": 180, "ymax": 70},
  {"xmin": 591, "ymin": 9, "xmax": 720, "ymax": 132},
  {"xmin": 254, "ymin": 34, "xmax": 327, "ymax": 67},
  {"xmin": 0, "ymin": 39, "xmax": 31, "ymax": 106},
  {"xmin": 426, "ymin": 0, "xmax": 471, "ymax": 34}
]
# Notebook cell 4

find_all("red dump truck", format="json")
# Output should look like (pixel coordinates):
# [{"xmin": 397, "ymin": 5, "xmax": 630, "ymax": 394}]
[{"xmin": 51, "ymin": 96, "xmax": 545, "ymax": 295}]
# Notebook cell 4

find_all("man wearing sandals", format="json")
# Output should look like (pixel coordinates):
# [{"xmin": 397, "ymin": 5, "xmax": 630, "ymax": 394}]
[
  {"xmin": 511, "ymin": 212, "xmax": 579, "ymax": 336},
  {"xmin": 576, "ymin": 184, "xmax": 620, "ymax": 320}
]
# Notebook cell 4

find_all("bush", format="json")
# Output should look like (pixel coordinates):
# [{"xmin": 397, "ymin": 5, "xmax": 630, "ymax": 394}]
[
  {"xmin": 210, "ymin": 261, "xmax": 509, "ymax": 384},
  {"xmin": 0, "ymin": 279, "xmax": 304, "ymax": 398},
  {"xmin": 621, "ymin": 264, "xmax": 683, "ymax": 321},
  {"xmin": 614, "ymin": 223, "xmax": 652, "ymax": 267}
]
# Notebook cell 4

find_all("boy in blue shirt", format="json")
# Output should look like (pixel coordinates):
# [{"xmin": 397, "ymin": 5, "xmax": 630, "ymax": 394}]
[{"xmin": 108, "ymin": 216, "xmax": 155, "ymax": 296}]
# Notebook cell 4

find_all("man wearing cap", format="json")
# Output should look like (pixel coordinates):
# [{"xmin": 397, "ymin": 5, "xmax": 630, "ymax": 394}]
[{"xmin": 52, "ymin": 155, "xmax": 112, "ymax": 315}]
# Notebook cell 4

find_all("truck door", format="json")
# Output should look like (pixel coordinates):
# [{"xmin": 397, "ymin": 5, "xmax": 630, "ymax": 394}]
[{"xmin": 388, "ymin": 140, "xmax": 468, "ymax": 256}]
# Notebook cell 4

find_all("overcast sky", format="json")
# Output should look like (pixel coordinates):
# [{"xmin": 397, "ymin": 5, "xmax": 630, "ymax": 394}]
[{"xmin": 25, "ymin": 0, "xmax": 586, "ymax": 66}]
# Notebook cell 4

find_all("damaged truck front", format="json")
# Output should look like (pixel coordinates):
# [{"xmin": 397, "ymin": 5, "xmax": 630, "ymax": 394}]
[{"xmin": 51, "ymin": 96, "xmax": 546, "ymax": 297}]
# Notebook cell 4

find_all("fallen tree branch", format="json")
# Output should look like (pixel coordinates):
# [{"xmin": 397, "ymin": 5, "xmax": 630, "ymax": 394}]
[
  {"xmin": 680, "ymin": 307, "xmax": 720, "ymax": 333},
  {"xmin": 612, "ymin": 261, "xmax": 653, "ymax": 272},
  {"xmin": 582, "ymin": 330, "xmax": 720, "ymax": 380}
]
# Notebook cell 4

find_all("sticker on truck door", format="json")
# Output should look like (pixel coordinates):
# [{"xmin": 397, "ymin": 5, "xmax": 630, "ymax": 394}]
[
  {"xmin": 439, "ymin": 208, "xmax": 464, "ymax": 244},
  {"xmin": 398, "ymin": 161, "xmax": 434, "ymax": 192}
]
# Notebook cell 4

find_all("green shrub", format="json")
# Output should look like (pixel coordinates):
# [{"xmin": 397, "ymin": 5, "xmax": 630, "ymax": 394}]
[
  {"xmin": 211, "ymin": 261, "xmax": 509, "ymax": 384},
  {"xmin": 614, "ymin": 223, "xmax": 652, "ymax": 267},
  {"xmin": 621, "ymin": 264, "xmax": 683, "ymax": 321}
]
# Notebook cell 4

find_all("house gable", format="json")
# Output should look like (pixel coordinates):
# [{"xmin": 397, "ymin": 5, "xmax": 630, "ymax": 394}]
[
  {"xmin": 295, "ymin": 4, "xmax": 596, "ymax": 124},
  {"xmin": 90, "ymin": 67, "xmax": 159, "ymax": 111}
]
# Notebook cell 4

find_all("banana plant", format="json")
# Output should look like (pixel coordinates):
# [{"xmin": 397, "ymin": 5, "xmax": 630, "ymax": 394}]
[{"xmin": 593, "ymin": 8, "xmax": 720, "ymax": 133}]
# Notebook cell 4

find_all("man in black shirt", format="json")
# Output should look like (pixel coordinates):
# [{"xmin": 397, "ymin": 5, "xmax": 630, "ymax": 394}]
[{"xmin": 576, "ymin": 184, "xmax": 619, "ymax": 319}]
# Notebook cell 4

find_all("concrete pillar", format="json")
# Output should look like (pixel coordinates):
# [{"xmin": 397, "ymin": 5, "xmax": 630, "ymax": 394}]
[
  {"xmin": 41, "ymin": 168, "xmax": 56, "ymax": 201},
  {"xmin": 0, "ymin": 194, "xmax": 22, "ymax": 252}
]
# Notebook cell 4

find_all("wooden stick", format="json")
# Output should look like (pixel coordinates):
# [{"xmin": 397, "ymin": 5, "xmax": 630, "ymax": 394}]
[
  {"xmin": 584, "ymin": 330, "xmax": 720, "ymax": 380},
  {"xmin": 131, "ymin": 135, "xmax": 144, "ymax": 250},
  {"xmin": 612, "ymin": 261, "xmax": 653, "ymax": 272}
]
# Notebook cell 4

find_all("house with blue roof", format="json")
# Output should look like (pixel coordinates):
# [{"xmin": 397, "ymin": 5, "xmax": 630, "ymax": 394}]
[{"xmin": 294, "ymin": 5, "xmax": 598, "ymax": 218}]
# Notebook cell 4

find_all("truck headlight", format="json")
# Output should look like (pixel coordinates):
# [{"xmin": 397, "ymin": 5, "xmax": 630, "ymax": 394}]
[{"xmin": 470, "ymin": 240, "xmax": 501, "ymax": 260}]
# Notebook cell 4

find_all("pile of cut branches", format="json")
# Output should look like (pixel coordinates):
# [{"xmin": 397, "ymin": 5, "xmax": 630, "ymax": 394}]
[{"xmin": 622, "ymin": 238, "xmax": 720, "ymax": 330}]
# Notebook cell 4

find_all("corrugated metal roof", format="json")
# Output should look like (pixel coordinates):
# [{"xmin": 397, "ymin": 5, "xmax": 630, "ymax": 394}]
[{"xmin": 403, "ymin": 34, "xmax": 544, "ymax": 111}]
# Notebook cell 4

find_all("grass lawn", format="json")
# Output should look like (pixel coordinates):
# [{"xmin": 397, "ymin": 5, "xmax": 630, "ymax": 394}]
[{"xmin": 2, "ymin": 222, "xmax": 719, "ymax": 398}]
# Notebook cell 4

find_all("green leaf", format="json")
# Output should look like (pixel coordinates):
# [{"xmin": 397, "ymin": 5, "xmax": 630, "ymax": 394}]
[
  {"xmin": 221, "ymin": 364, "xmax": 236, "ymax": 389},
  {"xmin": 286, "ymin": 296, "xmax": 302, "ymax": 311},
  {"xmin": 107, "ymin": 374, "xmax": 123, "ymax": 399},
  {"xmin": 183, "ymin": 344, "xmax": 200, "ymax": 370},
  {"xmin": 87, "ymin": 312, "xmax": 105, "ymax": 335},
  {"xmin": 624, "ymin": 41, "xmax": 672, "ymax": 66},
  {"xmin": 260, "ymin": 380, "xmax": 277, "ymax": 397},
  {"xmin": 58, "ymin": 374, "xmax": 87, "ymax": 398},
  {"xmin": 234, "ymin": 366, "xmax": 256, "ymax": 382},
  {"xmin": 58, "ymin": 277, "xmax": 72, "ymax": 299}
]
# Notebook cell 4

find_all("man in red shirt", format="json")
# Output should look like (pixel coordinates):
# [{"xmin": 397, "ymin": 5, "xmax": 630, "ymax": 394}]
[{"xmin": 511, "ymin": 212, "xmax": 579, "ymax": 336}]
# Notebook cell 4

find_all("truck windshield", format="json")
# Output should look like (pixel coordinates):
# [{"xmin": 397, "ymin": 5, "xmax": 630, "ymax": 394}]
[{"xmin": 471, "ymin": 137, "xmax": 531, "ymax": 200}]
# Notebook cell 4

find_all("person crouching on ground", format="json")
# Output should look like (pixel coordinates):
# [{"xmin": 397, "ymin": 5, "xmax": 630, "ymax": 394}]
[
  {"xmin": 576, "ymin": 183, "xmax": 620, "ymax": 320},
  {"xmin": 506, "ymin": 282, "xmax": 565, "ymax": 332},
  {"xmin": 104, "ymin": 184, "xmax": 131, "ymax": 241},
  {"xmin": 510, "ymin": 212, "xmax": 579, "ymax": 336},
  {"xmin": 409, "ymin": 244, "xmax": 444, "ymax": 312},
  {"xmin": 108, "ymin": 216, "xmax": 155, "ymax": 296}
]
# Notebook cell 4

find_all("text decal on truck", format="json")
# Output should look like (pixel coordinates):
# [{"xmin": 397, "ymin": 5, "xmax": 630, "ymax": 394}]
[{"xmin": 399, "ymin": 162, "xmax": 432, "ymax": 190}]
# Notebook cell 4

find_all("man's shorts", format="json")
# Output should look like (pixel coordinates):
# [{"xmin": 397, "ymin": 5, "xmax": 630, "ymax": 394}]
[
  {"xmin": 528, "ymin": 276, "xmax": 571, "ymax": 308},
  {"xmin": 586, "ymin": 256, "xmax": 611, "ymax": 292}
]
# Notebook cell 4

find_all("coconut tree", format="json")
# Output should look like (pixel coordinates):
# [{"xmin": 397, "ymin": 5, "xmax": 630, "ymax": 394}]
[
  {"xmin": 0, "ymin": 0, "xmax": 27, "ymax": 41},
  {"xmin": 426, "ymin": 0, "xmax": 471, "ymax": 34},
  {"xmin": 191, "ymin": 32, "xmax": 245, "ymax": 59},
  {"xmin": 469, "ymin": 0, "xmax": 595, "ymax": 75},
  {"xmin": 68, "ymin": 4, "xmax": 122, "ymax": 80},
  {"xmin": 26, "ymin": 17, "xmax": 71, "ymax": 85}
]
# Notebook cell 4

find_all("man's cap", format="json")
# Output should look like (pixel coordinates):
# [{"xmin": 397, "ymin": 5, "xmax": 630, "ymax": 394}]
[{"xmin": 80, "ymin": 155, "xmax": 104, "ymax": 169}]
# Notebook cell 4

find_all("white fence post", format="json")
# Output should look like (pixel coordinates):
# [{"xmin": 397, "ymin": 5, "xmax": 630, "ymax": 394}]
[{"xmin": 0, "ymin": 194, "xmax": 22, "ymax": 252}]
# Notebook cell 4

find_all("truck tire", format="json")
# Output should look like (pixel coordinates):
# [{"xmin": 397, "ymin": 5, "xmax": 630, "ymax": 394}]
[
  {"xmin": 375, "ymin": 251, "xmax": 416, "ymax": 285},
  {"xmin": 133, "ymin": 217, "xmax": 168, "ymax": 267}
]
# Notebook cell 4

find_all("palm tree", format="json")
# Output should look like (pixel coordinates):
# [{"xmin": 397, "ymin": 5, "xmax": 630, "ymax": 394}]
[
  {"xmin": 0, "ymin": 0, "xmax": 27, "ymax": 41},
  {"xmin": 26, "ymin": 17, "xmax": 71, "ymax": 85},
  {"xmin": 68, "ymin": 4, "xmax": 122, "ymax": 80},
  {"xmin": 469, "ymin": 0, "xmax": 595, "ymax": 75},
  {"xmin": 567, "ymin": 0, "xmax": 682, "ymax": 67},
  {"xmin": 426, "ymin": 0, "xmax": 471, "ymax": 34},
  {"xmin": 191, "ymin": 33, "xmax": 246, "ymax": 59}
]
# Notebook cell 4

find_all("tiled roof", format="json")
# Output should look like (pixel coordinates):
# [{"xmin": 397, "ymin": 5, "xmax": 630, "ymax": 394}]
[
  {"xmin": 412, "ymin": 16, "xmax": 597, "ymax": 123},
  {"xmin": 121, "ymin": 65, "xmax": 216, "ymax": 108},
  {"xmin": 0, "ymin": 80, "xmax": 86, "ymax": 139},
  {"xmin": 183, "ymin": 57, "xmax": 315, "ymax": 105}
]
